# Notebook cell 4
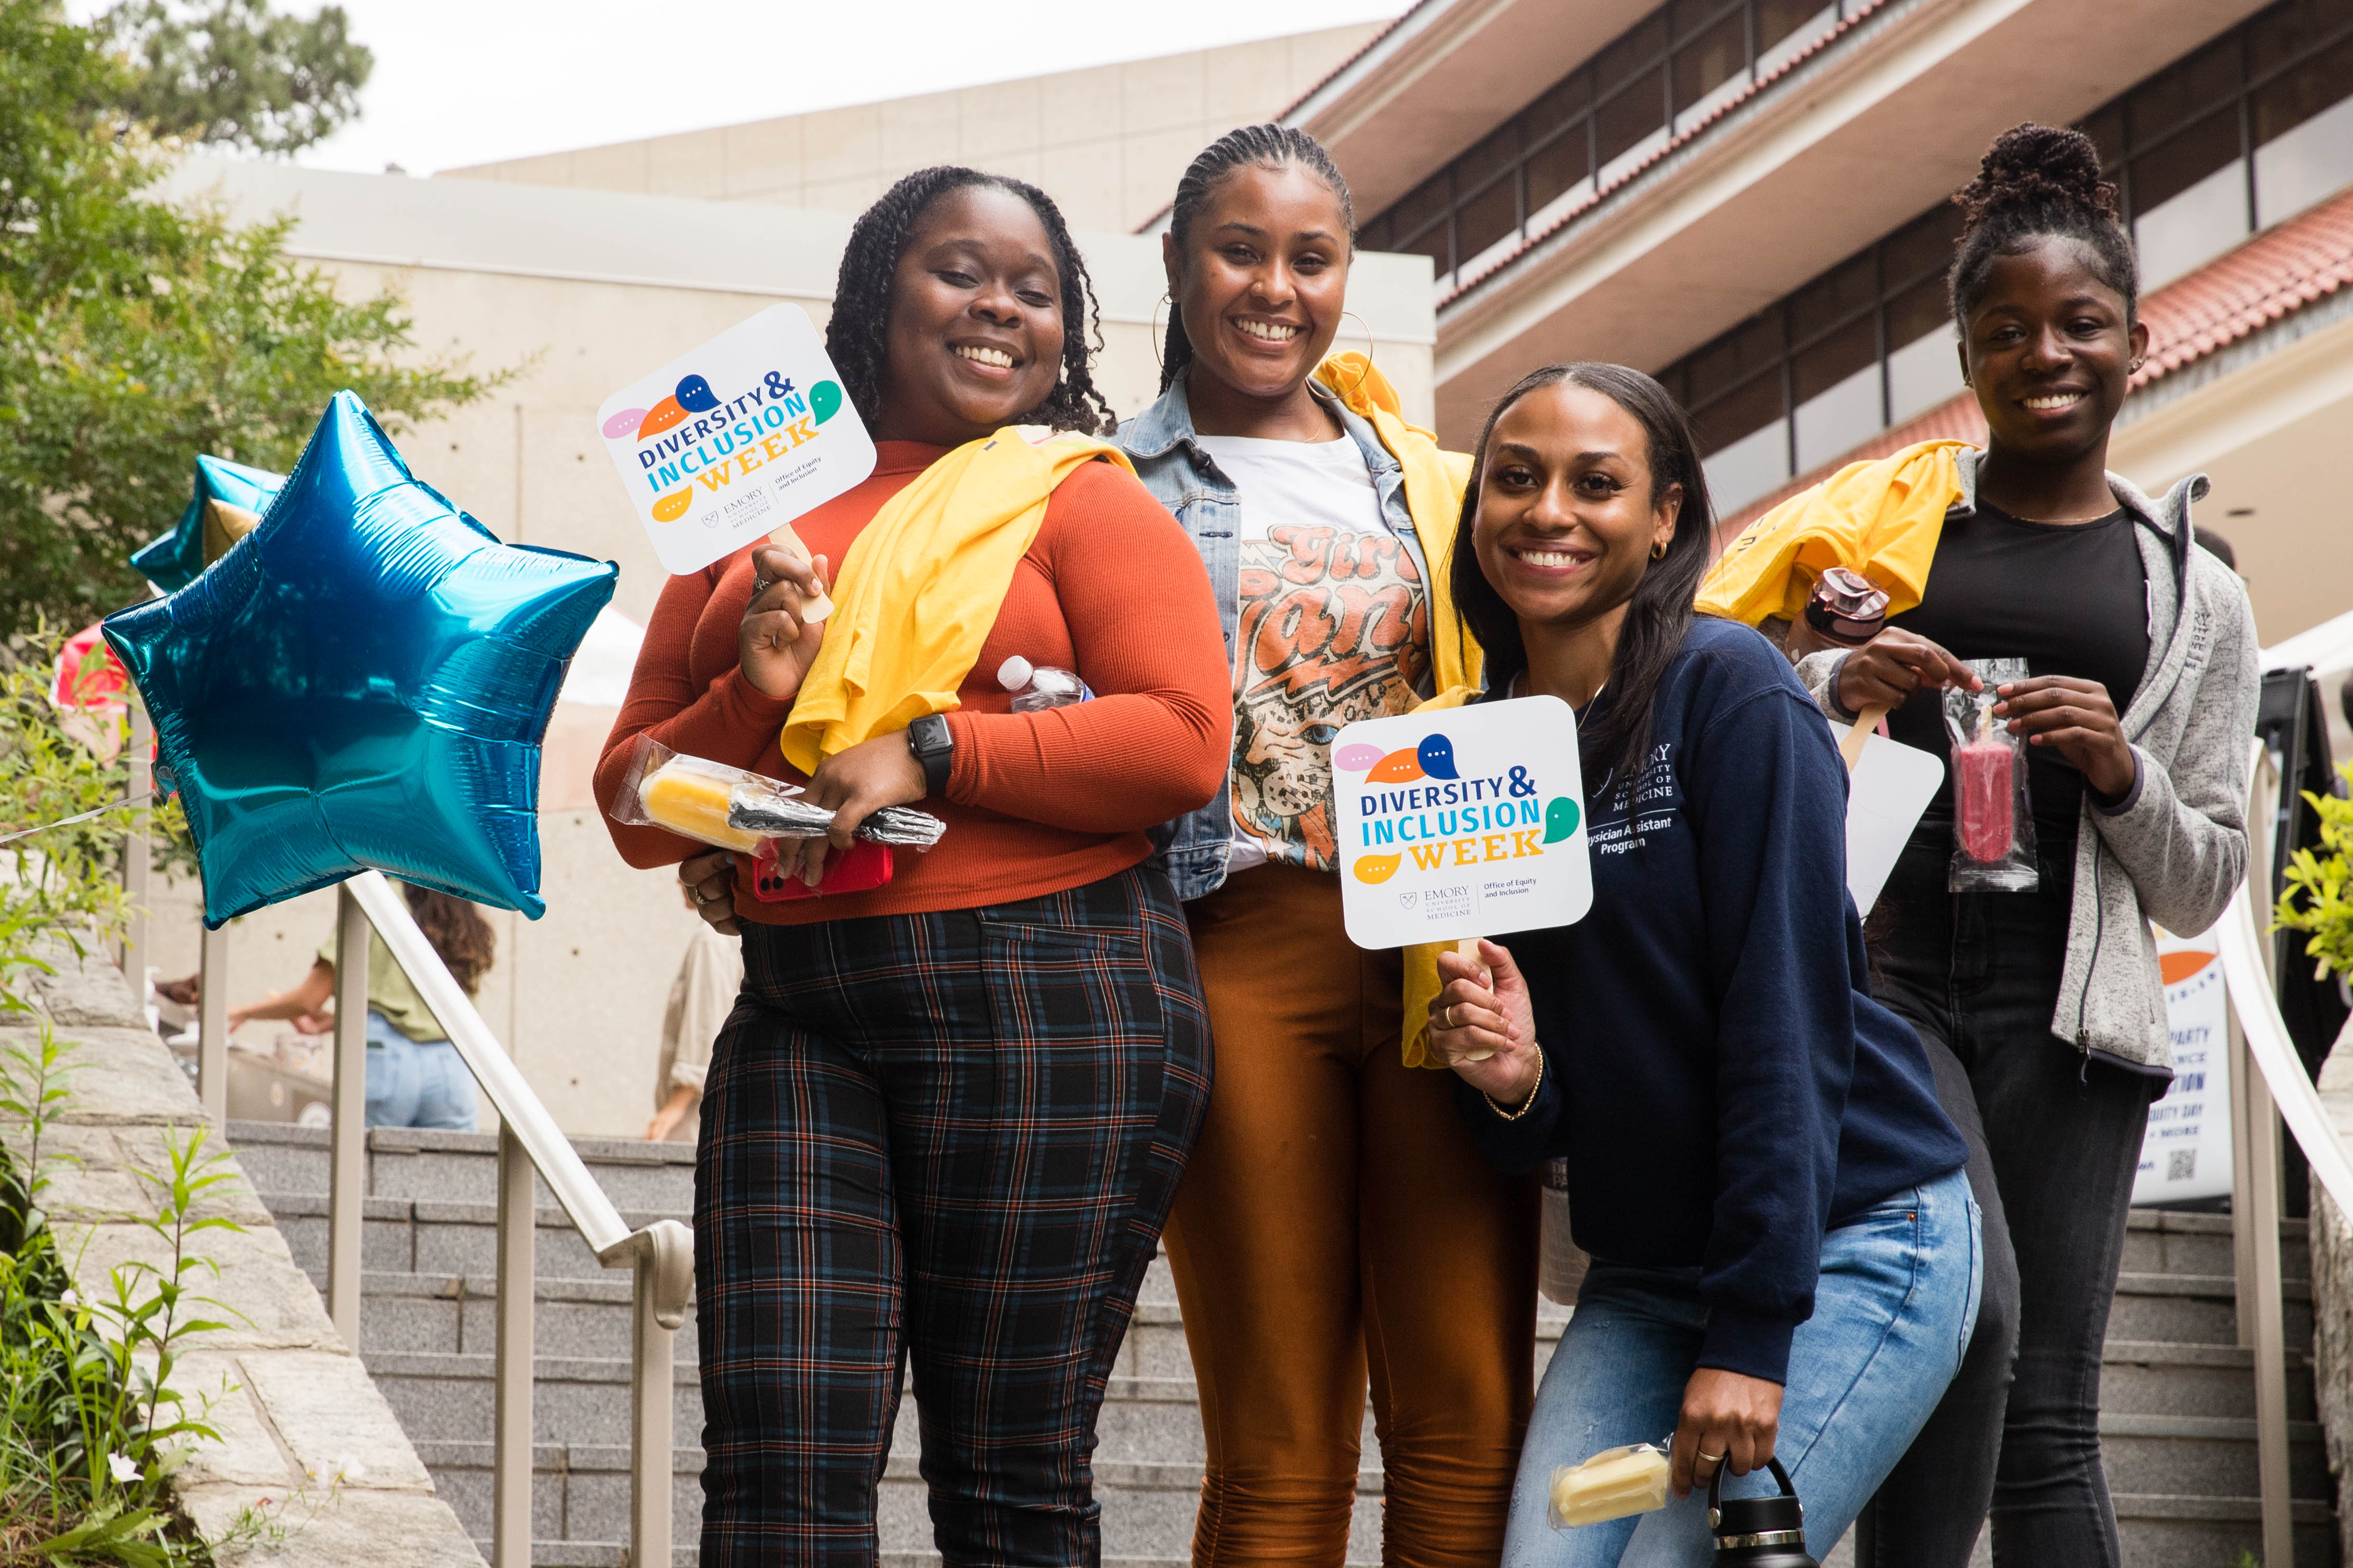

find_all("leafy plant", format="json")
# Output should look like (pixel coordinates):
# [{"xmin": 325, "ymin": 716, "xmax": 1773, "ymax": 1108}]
[
  {"xmin": 94, "ymin": 0, "xmax": 373, "ymax": 157},
  {"xmin": 2275, "ymin": 759, "xmax": 2353, "ymax": 982}
]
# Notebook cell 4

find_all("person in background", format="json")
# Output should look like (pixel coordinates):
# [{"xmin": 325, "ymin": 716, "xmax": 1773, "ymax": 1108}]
[
  {"xmin": 1119, "ymin": 124, "xmax": 1534, "ymax": 1565},
  {"xmin": 1428, "ymin": 361, "xmax": 1980, "ymax": 1565},
  {"xmin": 646, "ymin": 884, "xmax": 742, "ymax": 1143},
  {"xmin": 613, "ymin": 165, "xmax": 1229, "ymax": 1562},
  {"xmin": 1776, "ymin": 126, "xmax": 2260, "ymax": 1564},
  {"xmin": 228, "ymin": 882, "xmax": 493, "ymax": 1131}
]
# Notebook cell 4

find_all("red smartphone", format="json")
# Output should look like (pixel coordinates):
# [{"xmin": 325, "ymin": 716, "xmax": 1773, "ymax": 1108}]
[{"xmin": 749, "ymin": 838, "xmax": 895, "ymax": 901}]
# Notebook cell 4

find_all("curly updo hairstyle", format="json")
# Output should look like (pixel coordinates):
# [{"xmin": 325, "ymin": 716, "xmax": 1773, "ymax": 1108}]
[
  {"xmin": 1160, "ymin": 124, "xmax": 1354, "ymax": 393},
  {"xmin": 1948, "ymin": 123, "xmax": 2139, "ymax": 327},
  {"xmin": 824, "ymin": 165, "xmax": 1117, "ymax": 436}
]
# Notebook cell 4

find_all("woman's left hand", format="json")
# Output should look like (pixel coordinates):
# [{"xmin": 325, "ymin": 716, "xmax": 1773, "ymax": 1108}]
[
  {"xmin": 1993, "ymin": 676, "xmax": 2136, "ymax": 801},
  {"xmin": 1429, "ymin": 939, "xmax": 1542, "ymax": 1106},
  {"xmin": 780, "ymin": 732, "xmax": 928, "ymax": 886},
  {"xmin": 1671, "ymin": 1367, "xmax": 1783, "ymax": 1500}
]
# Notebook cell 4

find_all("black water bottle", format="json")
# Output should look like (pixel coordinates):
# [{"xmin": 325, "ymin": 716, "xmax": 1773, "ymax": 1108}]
[{"xmin": 1708, "ymin": 1456, "xmax": 1818, "ymax": 1567}]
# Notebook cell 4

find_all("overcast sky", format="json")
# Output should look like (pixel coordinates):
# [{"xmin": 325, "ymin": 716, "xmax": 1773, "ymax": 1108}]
[{"xmin": 80, "ymin": 1, "xmax": 1407, "ymax": 176}]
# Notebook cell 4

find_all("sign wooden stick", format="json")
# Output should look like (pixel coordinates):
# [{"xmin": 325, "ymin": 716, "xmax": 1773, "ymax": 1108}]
[
  {"xmin": 765, "ymin": 520, "xmax": 834, "ymax": 622},
  {"xmin": 1839, "ymin": 703, "xmax": 1888, "ymax": 772},
  {"xmin": 1454, "ymin": 935, "xmax": 1496, "ymax": 1062}
]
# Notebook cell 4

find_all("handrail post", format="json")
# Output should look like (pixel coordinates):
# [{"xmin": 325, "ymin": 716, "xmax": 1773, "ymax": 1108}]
[
  {"xmin": 2233, "ymin": 983, "xmax": 2296, "ymax": 1562},
  {"xmin": 493, "ymin": 1122, "xmax": 535, "ymax": 1567},
  {"xmin": 328, "ymin": 884, "xmax": 370, "ymax": 1346},
  {"xmin": 631, "ymin": 1246, "xmax": 675, "ymax": 1568},
  {"xmin": 196, "ymin": 921, "xmax": 228, "ymax": 1124},
  {"xmin": 121, "ymin": 704, "xmax": 151, "ymax": 997}
]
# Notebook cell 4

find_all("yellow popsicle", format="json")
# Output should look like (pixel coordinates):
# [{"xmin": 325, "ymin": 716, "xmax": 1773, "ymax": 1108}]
[
  {"xmin": 642, "ymin": 760, "xmax": 766, "ymax": 853},
  {"xmin": 1549, "ymin": 1445, "xmax": 1671, "ymax": 1528}
]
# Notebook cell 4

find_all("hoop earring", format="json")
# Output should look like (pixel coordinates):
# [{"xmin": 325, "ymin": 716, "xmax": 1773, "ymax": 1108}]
[
  {"xmin": 1650, "ymin": 541, "xmax": 1667, "ymax": 561},
  {"xmin": 1332, "ymin": 310, "xmax": 1379, "ymax": 400},
  {"xmin": 1150, "ymin": 294, "xmax": 1171, "ymax": 373}
]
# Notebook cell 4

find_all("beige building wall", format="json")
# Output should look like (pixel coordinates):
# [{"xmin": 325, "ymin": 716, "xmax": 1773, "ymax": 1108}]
[
  {"xmin": 144, "ymin": 157, "xmax": 1435, "ymax": 1140},
  {"xmin": 440, "ymin": 24, "xmax": 1382, "ymax": 236}
]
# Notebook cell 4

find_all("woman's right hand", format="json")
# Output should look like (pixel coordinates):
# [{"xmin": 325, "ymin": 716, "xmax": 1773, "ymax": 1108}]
[
  {"xmin": 1835, "ymin": 627, "xmax": 1979, "ymax": 715},
  {"xmin": 738, "ymin": 544, "xmax": 830, "ymax": 701},
  {"xmin": 1430, "ymin": 939, "xmax": 1543, "ymax": 1107},
  {"xmin": 679, "ymin": 850, "xmax": 742, "ymax": 936}
]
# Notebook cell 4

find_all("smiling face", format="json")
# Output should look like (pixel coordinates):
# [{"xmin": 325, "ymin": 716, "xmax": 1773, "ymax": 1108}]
[
  {"xmin": 1471, "ymin": 382, "xmax": 1680, "ymax": 636},
  {"xmin": 875, "ymin": 184, "xmax": 1066, "ymax": 446},
  {"xmin": 1165, "ymin": 162, "xmax": 1351, "ymax": 404},
  {"xmin": 1960, "ymin": 236, "xmax": 2149, "ymax": 468}
]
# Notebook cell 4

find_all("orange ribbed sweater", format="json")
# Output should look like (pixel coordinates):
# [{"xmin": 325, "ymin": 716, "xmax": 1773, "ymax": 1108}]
[{"xmin": 594, "ymin": 441, "xmax": 1231, "ymax": 924}]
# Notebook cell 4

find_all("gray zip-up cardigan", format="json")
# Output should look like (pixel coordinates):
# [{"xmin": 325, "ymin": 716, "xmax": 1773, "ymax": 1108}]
[{"xmin": 1796, "ymin": 447, "xmax": 2260, "ymax": 1075}]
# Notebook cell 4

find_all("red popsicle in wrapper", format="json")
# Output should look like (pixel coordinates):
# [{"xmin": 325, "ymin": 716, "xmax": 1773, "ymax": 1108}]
[
  {"xmin": 1943, "ymin": 658, "xmax": 2038, "ymax": 891},
  {"xmin": 1955, "ymin": 707, "xmax": 2016, "ymax": 862}
]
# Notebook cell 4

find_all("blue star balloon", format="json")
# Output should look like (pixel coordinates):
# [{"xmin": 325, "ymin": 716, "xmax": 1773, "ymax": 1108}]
[
  {"xmin": 104, "ymin": 392, "xmax": 617, "ymax": 926},
  {"xmin": 131, "ymin": 454, "xmax": 287, "ymax": 592}
]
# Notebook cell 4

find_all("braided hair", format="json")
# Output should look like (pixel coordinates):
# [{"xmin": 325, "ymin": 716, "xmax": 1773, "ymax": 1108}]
[
  {"xmin": 824, "ymin": 165, "xmax": 1117, "ymax": 436},
  {"xmin": 1949, "ymin": 123, "xmax": 2139, "ymax": 326},
  {"xmin": 1161, "ymin": 124, "xmax": 1354, "ymax": 393}
]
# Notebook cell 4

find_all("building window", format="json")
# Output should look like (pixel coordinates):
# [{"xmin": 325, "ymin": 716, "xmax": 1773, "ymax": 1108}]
[
  {"xmin": 1659, "ymin": 0, "xmax": 2353, "ymax": 513},
  {"xmin": 1356, "ymin": 0, "xmax": 1850, "ymax": 290}
]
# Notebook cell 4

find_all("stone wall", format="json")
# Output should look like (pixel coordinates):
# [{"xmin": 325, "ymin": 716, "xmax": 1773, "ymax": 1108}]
[
  {"xmin": 2308, "ymin": 1021, "xmax": 2353, "ymax": 1561},
  {"xmin": 3, "ymin": 940, "xmax": 480, "ymax": 1565}
]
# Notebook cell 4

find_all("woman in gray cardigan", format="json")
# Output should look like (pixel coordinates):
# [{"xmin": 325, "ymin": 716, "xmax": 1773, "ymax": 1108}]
[{"xmin": 1791, "ymin": 126, "xmax": 2259, "ymax": 1566}]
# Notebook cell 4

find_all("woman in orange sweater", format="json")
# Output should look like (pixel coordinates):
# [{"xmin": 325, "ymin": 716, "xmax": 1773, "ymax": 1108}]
[{"xmin": 596, "ymin": 167, "xmax": 1231, "ymax": 1564}]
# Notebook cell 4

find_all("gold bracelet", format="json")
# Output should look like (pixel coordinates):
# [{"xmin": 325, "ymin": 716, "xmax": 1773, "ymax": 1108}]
[{"xmin": 1485, "ymin": 1046, "xmax": 1545, "ymax": 1121}]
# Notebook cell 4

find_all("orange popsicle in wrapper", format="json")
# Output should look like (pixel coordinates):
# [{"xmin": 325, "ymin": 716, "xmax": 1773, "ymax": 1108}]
[
  {"xmin": 640, "ymin": 755, "xmax": 768, "ymax": 854},
  {"xmin": 1548, "ymin": 1442, "xmax": 1672, "ymax": 1528},
  {"xmin": 765, "ymin": 521, "xmax": 833, "ymax": 623}
]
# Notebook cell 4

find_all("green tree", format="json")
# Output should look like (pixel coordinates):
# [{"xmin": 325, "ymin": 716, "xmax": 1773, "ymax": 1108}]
[
  {"xmin": 96, "ymin": 0, "xmax": 373, "ymax": 157},
  {"xmin": 0, "ymin": 0, "xmax": 492, "ymax": 639}
]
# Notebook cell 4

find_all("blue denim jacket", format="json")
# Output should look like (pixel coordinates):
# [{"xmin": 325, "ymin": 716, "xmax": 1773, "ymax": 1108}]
[{"xmin": 1118, "ymin": 370, "xmax": 1435, "ymax": 902}]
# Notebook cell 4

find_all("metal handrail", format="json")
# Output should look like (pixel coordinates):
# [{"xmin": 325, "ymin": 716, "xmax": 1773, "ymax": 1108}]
[
  {"xmin": 190, "ymin": 867, "xmax": 690, "ymax": 1568},
  {"xmin": 2213, "ymin": 734, "xmax": 2353, "ymax": 1564}
]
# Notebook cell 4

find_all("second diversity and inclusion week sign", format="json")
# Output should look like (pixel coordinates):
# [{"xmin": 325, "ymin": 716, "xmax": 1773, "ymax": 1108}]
[
  {"xmin": 596, "ymin": 304, "xmax": 878, "ymax": 576},
  {"xmin": 1331, "ymin": 696, "xmax": 1592, "ymax": 950}
]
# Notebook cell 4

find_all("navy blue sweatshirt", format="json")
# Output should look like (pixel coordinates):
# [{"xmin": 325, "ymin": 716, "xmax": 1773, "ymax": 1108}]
[{"xmin": 1458, "ymin": 618, "xmax": 1967, "ymax": 1384}]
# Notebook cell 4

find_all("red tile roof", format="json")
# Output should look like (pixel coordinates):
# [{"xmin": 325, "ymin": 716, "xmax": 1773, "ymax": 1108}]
[{"xmin": 1711, "ymin": 182, "xmax": 2353, "ymax": 546}]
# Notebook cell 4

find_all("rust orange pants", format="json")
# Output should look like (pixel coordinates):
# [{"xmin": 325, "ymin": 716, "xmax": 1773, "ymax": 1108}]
[{"xmin": 1165, "ymin": 864, "xmax": 1537, "ymax": 1567}]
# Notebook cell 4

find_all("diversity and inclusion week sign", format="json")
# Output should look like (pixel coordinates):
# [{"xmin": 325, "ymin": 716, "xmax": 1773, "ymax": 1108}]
[
  {"xmin": 1332, "ymin": 697, "xmax": 1592, "ymax": 950},
  {"xmin": 2132, "ymin": 929, "xmax": 2234, "ymax": 1206},
  {"xmin": 596, "ymin": 305, "xmax": 878, "ymax": 575}
]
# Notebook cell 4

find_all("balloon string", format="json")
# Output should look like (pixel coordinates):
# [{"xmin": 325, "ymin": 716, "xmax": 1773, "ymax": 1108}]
[{"xmin": 0, "ymin": 793, "xmax": 155, "ymax": 848}]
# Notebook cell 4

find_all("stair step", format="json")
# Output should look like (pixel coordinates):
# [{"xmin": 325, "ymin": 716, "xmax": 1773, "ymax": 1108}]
[
  {"xmin": 2107, "ymin": 1271, "xmax": 2314, "ymax": 1346},
  {"xmin": 2098, "ymin": 1412, "xmax": 2332, "ymax": 1499},
  {"xmin": 2123, "ymin": 1210, "xmax": 2309, "ymax": 1280},
  {"xmin": 2102, "ymin": 1338, "xmax": 2319, "ymax": 1421}
]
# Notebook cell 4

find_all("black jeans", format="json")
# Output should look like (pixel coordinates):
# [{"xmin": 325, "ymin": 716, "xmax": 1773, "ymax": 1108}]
[{"xmin": 1853, "ymin": 842, "xmax": 2159, "ymax": 1568}]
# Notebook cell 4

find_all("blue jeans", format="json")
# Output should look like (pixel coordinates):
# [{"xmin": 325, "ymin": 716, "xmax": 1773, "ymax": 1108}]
[
  {"xmin": 1504, "ymin": 1168, "xmax": 1982, "ymax": 1566},
  {"xmin": 364, "ymin": 1010, "xmax": 477, "ymax": 1130}
]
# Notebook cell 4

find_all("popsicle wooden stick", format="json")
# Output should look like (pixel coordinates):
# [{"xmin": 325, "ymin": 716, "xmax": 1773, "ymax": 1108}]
[
  {"xmin": 766, "ymin": 521, "xmax": 834, "ymax": 622},
  {"xmin": 1455, "ymin": 935, "xmax": 1495, "ymax": 1062},
  {"xmin": 1839, "ymin": 703, "xmax": 1888, "ymax": 772}
]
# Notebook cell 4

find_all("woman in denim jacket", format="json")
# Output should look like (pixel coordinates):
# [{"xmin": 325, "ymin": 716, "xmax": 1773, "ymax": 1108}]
[{"xmin": 1119, "ymin": 124, "xmax": 1536, "ymax": 1566}]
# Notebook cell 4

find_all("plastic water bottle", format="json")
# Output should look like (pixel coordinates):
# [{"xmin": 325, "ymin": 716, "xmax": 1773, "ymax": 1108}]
[{"xmin": 998, "ymin": 656, "xmax": 1090, "ymax": 713}]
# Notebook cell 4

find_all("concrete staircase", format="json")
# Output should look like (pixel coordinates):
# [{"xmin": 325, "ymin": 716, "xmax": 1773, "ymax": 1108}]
[
  {"xmin": 228, "ymin": 1122, "xmax": 2336, "ymax": 1565},
  {"xmin": 2102, "ymin": 1209, "xmax": 2337, "ymax": 1566}
]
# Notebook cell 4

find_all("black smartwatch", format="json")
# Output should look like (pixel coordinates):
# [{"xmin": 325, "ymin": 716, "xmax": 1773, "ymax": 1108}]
[{"xmin": 906, "ymin": 714, "xmax": 954, "ymax": 797}]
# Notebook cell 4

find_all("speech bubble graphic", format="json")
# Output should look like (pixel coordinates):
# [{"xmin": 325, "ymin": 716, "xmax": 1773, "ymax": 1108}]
[
  {"xmin": 1418, "ymin": 733, "xmax": 1459, "ymax": 779},
  {"xmin": 812, "ymin": 380, "xmax": 845, "ymax": 425},
  {"xmin": 1353, "ymin": 853, "xmax": 1402, "ymax": 884},
  {"xmin": 1544, "ymin": 796, "xmax": 1580, "ymax": 843},
  {"xmin": 637, "ymin": 397, "xmax": 685, "ymax": 439},
  {"xmin": 1334, "ymin": 742, "xmax": 1384, "ymax": 772},
  {"xmin": 675, "ymin": 373, "xmax": 719, "ymax": 413},
  {"xmin": 652, "ymin": 489, "xmax": 694, "ymax": 523},
  {"xmin": 1366, "ymin": 747, "xmax": 1425, "ymax": 783},
  {"xmin": 601, "ymin": 408, "xmax": 648, "ymax": 439}
]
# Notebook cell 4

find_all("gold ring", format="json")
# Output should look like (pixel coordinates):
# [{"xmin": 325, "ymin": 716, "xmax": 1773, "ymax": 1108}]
[
  {"xmin": 1442, "ymin": 1004, "xmax": 1460, "ymax": 1030},
  {"xmin": 1699, "ymin": 1450, "xmax": 1724, "ymax": 1464}
]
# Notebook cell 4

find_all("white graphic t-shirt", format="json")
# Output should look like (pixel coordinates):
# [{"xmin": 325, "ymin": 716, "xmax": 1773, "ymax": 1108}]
[{"xmin": 1198, "ymin": 432, "xmax": 1432, "ymax": 876}]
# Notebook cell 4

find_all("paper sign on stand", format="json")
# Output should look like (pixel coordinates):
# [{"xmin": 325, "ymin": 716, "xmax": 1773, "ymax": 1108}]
[
  {"xmin": 2132, "ymin": 928, "xmax": 2234, "ymax": 1206},
  {"xmin": 595, "ymin": 305, "xmax": 877, "ymax": 576},
  {"xmin": 1828, "ymin": 721, "xmax": 1943, "ymax": 916},
  {"xmin": 1331, "ymin": 697, "xmax": 1591, "ymax": 950}
]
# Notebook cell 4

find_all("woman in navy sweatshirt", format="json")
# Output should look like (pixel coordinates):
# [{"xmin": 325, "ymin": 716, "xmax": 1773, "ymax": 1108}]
[{"xmin": 1426, "ymin": 363, "xmax": 1980, "ymax": 1565}]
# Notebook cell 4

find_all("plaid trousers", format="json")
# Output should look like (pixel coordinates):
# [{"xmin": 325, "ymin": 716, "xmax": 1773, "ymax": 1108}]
[{"xmin": 696, "ymin": 865, "xmax": 1212, "ymax": 1566}]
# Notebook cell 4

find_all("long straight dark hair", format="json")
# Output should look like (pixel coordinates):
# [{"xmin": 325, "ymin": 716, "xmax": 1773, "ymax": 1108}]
[{"xmin": 1449, "ymin": 363, "xmax": 1717, "ymax": 792}]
